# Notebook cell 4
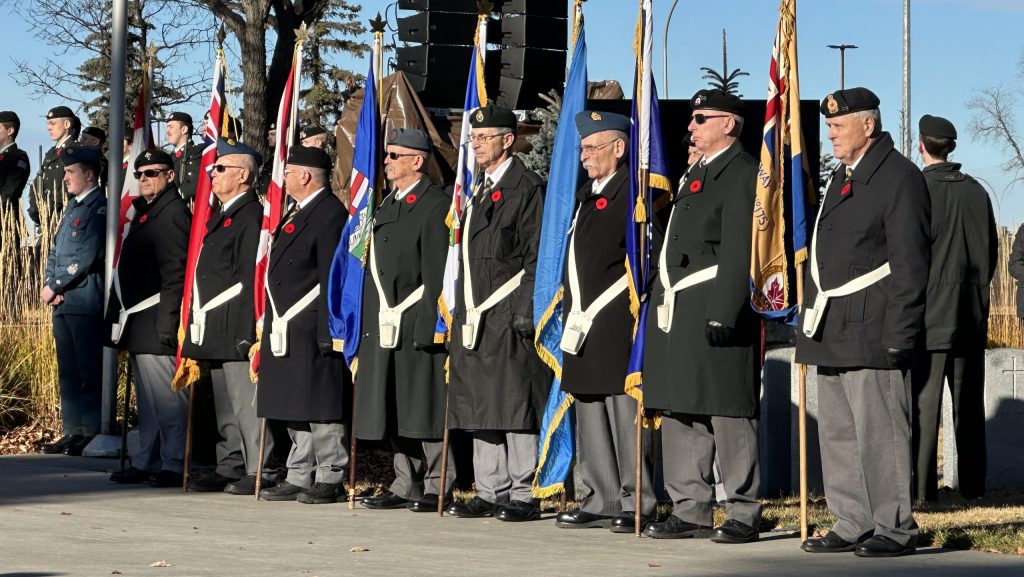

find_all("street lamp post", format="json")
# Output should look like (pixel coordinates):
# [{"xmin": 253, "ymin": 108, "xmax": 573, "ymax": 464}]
[{"xmin": 827, "ymin": 44, "xmax": 858, "ymax": 89}]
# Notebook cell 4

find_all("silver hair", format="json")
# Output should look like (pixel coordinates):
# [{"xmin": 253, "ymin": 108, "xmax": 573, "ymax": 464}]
[
  {"xmin": 853, "ymin": 108, "xmax": 882, "ymax": 135},
  {"xmin": 237, "ymin": 154, "xmax": 258, "ymax": 186},
  {"xmin": 308, "ymin": 167, "xmax": 330, "ymax": 186}
]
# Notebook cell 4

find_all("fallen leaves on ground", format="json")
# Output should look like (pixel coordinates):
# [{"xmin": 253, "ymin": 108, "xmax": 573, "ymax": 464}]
[
  {"xmin": 149, "ymin": 560, "xmax": 171, "ymax": 567},
  {"xmin": 349, "ymin": 546, "xmax": 370, "ymax": 553}
]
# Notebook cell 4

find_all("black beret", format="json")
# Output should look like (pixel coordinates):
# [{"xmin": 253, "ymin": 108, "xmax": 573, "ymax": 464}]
[
  {"xmin": 135, "ymin": 148, "xmax": 175, "ymax": 169},
  {"xmin": 0, "ymin": 110, "xmax": 19, "ymax": 125},
  {"xmin": 82, "ymin": 126, "xmax": 106, "ymax": 142},
  {"xmin": 268, "ymin": 122, "xmax": 276, "ymax": 131},
  {"xmin": 216, "ymin": 138, "xmax": 262, "ymax": 166},
  {"xmin": 387, "ymin": 127, "xmax": 432, "ymax": 152},
  {"xmin": 46, "ymin": 106, "xmax": 76, "ymax": 120},
  {"xmin": 575, "ymin": 110, "xmax": 630, "ymax": 139},
  {"xmin": 287, "ymin": 145, "xmax": 332, "ymax": 170},
  {"xmin": 918, "ymin": 114, "xmax": 957, "ymax": 140},
  {"xmin": 300, "ymin": 125, "xmax": 328, "ymax": 140},
  {"xmin": 61, "ymin": 145, "xmax": 104, "ymax": 166},
  {"xmin": 469, "ymin": 104, "xmax": 517, "ymax": 130},
  {"xmin": 691, "ymin": 89, "xmax": 745, "ymax": 116},
  {"xmin": 167, "ymin": 111, "xmax": 193, "ymax": 126},
  {"xmin": 820, "ymin": 87, "xmax": 880, "ymax": 118}
]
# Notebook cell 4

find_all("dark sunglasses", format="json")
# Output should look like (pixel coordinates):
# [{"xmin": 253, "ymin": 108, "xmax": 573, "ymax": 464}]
[
  {"xmin": 133, "ymin": 168, "xmax": 168, "ymax": 179},
  {"xmin": 387, "ymin": 151, "xmax": 419, "ymax": 160},
  {"xmin": 207, "ymin": 164, "xmax": 245, "ymax": 174},
  {"xmin": 692, "ymin": 113, "xmax": 731, "ymax": 125}
]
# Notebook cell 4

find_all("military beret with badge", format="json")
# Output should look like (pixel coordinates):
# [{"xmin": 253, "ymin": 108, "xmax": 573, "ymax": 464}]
[
  {"xmin": 61, "ymin": 144, "xmax": 104, "ymax": 166},
  {"xmin": 574, "ymin": 110, "xmax": 630, "ymax": 139},
  {"xmin": 820, "ymin": 87, "xmax": 880, "ymax": 118},
  {"xmin": 387, "ymin": 127, "xmax": 432, "ymax": 152},
  {"xmin": 691, "ymin": 89, "xmax": 745, "ymax": 116},
  {"xmin": 167, "ymin": 111, "xmax": 193, "ymax": 126},
  {"xmin": 135, "ymin": 148, "xmax": 175, "ymax": 169},
  {"xmin": 46, "ymin": 106, "xmax": 76, "ymax": 120},
  {"xmin": 216, "ymin": 137, "xmax": 263, "ymax": 166},
  {"xmin": 287, "ymin": 145, "xmax": 333, "ymax": 170},
  {"xmin": 82, "ymin": 126, "xmax": 106, "ymax": 142},
  {"xmin": 300, "ymin": 125, "xmax": 328, "ymax": 140},
  {"xmin": 918, "ymin": 114, "xmax": 957, "ymax": 140},
  {"xmin": 469, "ymin": 104, "xmax": 518, "ymax": 130}
]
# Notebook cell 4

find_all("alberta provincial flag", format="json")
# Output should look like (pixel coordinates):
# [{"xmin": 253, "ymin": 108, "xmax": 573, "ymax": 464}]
[
  {"xmin": 328, "ymin": 60, "xmax": 379, "ymax": 366},
  {"xmin": 435, "ymin": 16, "xmax": 488, "ymax": 342},
  {"xmin": 532, "ymin": 8, "xmax": 587, "ymax": 498},
  {"xmin": 624, "ymin": 0, "xmax": 671, "ymax": 420},
  {"xmin": 750, "ymin": 0, "xmax": 814, "ymax": 323}
]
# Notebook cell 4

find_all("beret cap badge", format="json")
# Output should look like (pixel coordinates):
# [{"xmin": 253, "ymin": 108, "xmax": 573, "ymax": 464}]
[
  {"xmin": 144, "ymin": 152, "xmax": 152, "ymax": 160},
  {"xmin": 826, "ymin": 95, "xmax": 839, "ymax": 115},
  {"xmin": 474, "ymin": 110, "xmax": 484, "ymax": 122},
  {"xmin": 591, "ymin": 112, "xmax": 602, "ymax": 121},
  {"xmin": 693, "ymin": 94, "xmax": 706, "ymax": 106}
]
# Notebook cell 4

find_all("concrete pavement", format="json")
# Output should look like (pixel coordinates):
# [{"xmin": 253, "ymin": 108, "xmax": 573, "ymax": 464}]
[{"xmin": 1, "ymin": 454, "xmax": 1022, "ymax": 577}]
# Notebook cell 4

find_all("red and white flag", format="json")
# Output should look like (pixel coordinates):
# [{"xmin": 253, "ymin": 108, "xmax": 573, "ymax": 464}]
[{"xmin": 114, "ymin": 64, "xmax": 154, "ymax": 269}]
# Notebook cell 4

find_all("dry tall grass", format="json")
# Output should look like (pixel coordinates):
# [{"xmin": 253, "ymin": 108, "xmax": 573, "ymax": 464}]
[{"xmin": 988, "ymin": 226, "xmax": 1024, "ymax": 348}]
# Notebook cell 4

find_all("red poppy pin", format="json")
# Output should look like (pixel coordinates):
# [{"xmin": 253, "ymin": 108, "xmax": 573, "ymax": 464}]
[
  {"xmin": 72, "ymin": 217, "xmax": 81, "ymax": 227},
  {"xmin": 122, "ymin": 162, "xmax": 128, "ymax": 170},
  {"xmin": 491, "ymin": 190, "xmax": 502, "ymax": 203},
  {"xmin": 841, "ymin": 183, "xmax": 852, "ymax": 196},
  {"xmin": 139, "ymin": 214, "xmax": 149, "ymax": 223},
  {"xmin": 689, "ymin": 180, "xmax": 702, "ymax": 193},
  {"xmin": 175, "ymin": 150, "xmax": 183, "ymax": 158},
  {"xmin": 406, "ymin": 193, "xmax": 417, "ymax": 204},
  {"xmin": 0, "ymin": 154, "xmax": 4, "ymax": 161},
  {"xmin": 595, "ymin": 198, "xmax": 608, "ymax": 210},
  {"xmin": 284, "ymin": 223, "xmax": 296, "ymax": 234},
  {"xmin": 223, "ymin": 217, "xmax": 233, "ymax": 228}
]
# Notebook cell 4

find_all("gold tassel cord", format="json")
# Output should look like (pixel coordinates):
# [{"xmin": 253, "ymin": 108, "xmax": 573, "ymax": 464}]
[{"xmin": 530, "ymin": 391, "xmax": 575, "ymax": 499}]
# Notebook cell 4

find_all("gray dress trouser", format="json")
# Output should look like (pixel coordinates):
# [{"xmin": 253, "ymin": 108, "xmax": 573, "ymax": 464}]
[
  {"xmin": 130, "ymin": 353, "xmax": 188, "ymax": 473},
  {"xmin": 209, "ymin": 360, "xmax": 273, "ymax": 478},
  {"xmin": 471, "ymin": 430, "xmax": 538, "ymax": 504},
  {"xmin": 285, "ymin": 421, "xmax": 348, "ymax": 487},
  {"xmin": 389, "ymin": 437, "xmax": 456, "ymax": 500}
]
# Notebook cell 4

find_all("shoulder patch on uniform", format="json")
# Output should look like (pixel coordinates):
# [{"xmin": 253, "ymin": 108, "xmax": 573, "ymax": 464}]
[{"xmin": 17, "ymin": 160, "xmax": 28, "ymax": 170}]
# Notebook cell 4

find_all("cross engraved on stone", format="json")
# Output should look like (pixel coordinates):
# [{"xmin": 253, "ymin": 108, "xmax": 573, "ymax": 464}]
[{"xmin": 1000, "ymin": 356, "xmax": 1024, "ymax": 400}]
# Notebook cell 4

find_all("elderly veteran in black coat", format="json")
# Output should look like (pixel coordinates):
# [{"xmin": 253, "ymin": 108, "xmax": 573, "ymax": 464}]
[
  {"xmin": 911, "ymin": 115, "xmax": 996, "ymax": 502},
  {"xmin": 181, "ymin": 139, "xmax": 274, "ymax": 495},
  {"xmin": 796, "ymin": 88, "xmax": 930, "ymax": 557},
  {"xmin": 107, "ymin": 148, "xmax": 192, "ymax": 488},
  {"xmin": 447, "ymin": 104, "xmax": 551, "ymax": 522},
  {"xmin": 356, "ymin": 128, "xmax": 455, "ymax": 513},
  {"xmin": 642, "ymin": 90, "xmax": 762, "ymax": 544},
  {"xmin": 553, "ymin": 110, "xmax": 656, "ymax": 533},
  {"xmin": 257, "ymin": 145, "xmax": 351, "ymax": 505},
  {"xmin": 38, "ymin": 145, "xmax": 105, "ymax": 456}
]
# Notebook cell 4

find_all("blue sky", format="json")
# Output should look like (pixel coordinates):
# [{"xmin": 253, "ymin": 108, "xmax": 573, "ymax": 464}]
[{"xmin": 4, "ymin": 0, "xmax": 1023, "ymax": 223}]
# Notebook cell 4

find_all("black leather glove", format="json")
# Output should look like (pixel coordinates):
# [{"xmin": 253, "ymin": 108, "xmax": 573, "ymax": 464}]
[
  {"xmin": 512, "ymin": 313, "xmax": 535, "ymax": 340},
  {"xmin": 886, "ymin": 347, "xmax": 913, "ymax": 370},
  {"xmin": 235, "ymin": 339, "xmax": 253, "ymax": 359},
  {"xmin": 414, "ymin": 341, "xmax": 447, "ymax": 354},
  {"xmin": 318, "ymin": 341, "xmax": 335, "ymax": 357},
  {"xmin": 159, "ymin": 333, "xmax": 177, "ymax": 349},
  {"xmin": 704, "ymin": 320, "xmax": 735, "ymax": 348}
]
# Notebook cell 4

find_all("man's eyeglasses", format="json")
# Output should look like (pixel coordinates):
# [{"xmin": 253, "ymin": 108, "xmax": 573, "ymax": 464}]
[
  {"xmin": 580, "ymin": 140, "xmax": 619, "ymax": 155},
  {"xmin": 386, "ymin": 151, "xmax": 419, "ymax": 160},
  {"xmin": 134, "ymin": 168, "xmax": 169, "ymax": 179},
  {"xmin": 207, "ymin": 164, "xmax": 245, "ymax": 174},
  {"xmin": 691, "ymin": 113, "xmax": 731, "ymax": 125},
  {"xmin": 469, "ymin": 133, "xmax": 503, "ymax": 144}
]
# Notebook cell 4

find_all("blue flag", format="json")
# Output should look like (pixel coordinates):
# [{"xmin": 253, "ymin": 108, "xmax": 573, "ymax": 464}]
[
  {"xmin": 328, "ymin": 61, "xmax": 378, "ymax": 365},
  {"xmin": 531, "ymin": 15, "xmax": 587, "ymax": 498}
]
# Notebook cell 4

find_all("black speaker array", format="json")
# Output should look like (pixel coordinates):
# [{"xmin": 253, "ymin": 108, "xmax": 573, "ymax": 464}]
[{"xmin": 396, "ymin": 0, "xmax": 567, "ymax": 110}]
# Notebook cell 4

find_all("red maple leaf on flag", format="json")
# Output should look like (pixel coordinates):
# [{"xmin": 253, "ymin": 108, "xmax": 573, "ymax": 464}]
[{"xmin": 765, "ymin": 276, "xmax": 786, "ymax": 310}]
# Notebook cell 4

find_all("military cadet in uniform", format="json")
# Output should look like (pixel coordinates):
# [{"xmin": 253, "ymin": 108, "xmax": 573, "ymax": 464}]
[
  {"xmin": 29, "ymin": 106, "xmax": 79, "ymax": 232},
  {"xmin": 165, "ymin": 112, "xmax": 203, "ymax": 202},
  {"xmin": 642, "ymin": 90, "xmax": 762, "ymax": 544},
  {"xmin": 553, "ymin": 111, "xmax": 656, "ymax": 533},
  {"xmin": 912, "ymin": 114, "xmax": 996, "ymax": 502},
  {"xmin": 257, "ymin": 146, "xmax": 351, "ymax": 505},
  {"xmin": 446, "ymin": 104, "xmax": 551, "ymax": 522},
  {"xmin": 358, "ymin": 128, "xmax": 456, "ymax": 513},
  {"xmin": 107, "ymin": 149, "xmax": 192, "ymax": 488},
  {"xmin": 37, "ymin": 145, "xmax": 105, "ymax": 456},
  {"xmin": 182, "ymin": 139, "xmax": 275, "ymax": 495},
  {"xmin": 257, "ymin": 123, "xmax": 276, "ymax": 199},
  {"xmin": 0, "ymin": 111, "xmax": 31, "ymax": 226},
  {"xmin": 796, "ymin": 88, "xmax": 929, "ymax": 557},
  {"xmin": 300, "ymin": 125, "xmax": 329, "ymax": 149}
]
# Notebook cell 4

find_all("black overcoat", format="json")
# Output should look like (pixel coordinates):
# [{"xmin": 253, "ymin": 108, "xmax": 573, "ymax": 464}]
[
  {"xmin": 0, "ymin": 142, "xmax": 30, "ymax": 212},
  {"xmin": 29, "ymin": 144, "xmax": 67, "ymax": 227},
  {"xmin": 448, "ymin": 156, "xmax": 552, "ymax": 431},
  {"xmin": 920, "ymin": 162, "xmax": 997, "ymax": 350},
  {"xmin": 180, "ymin": 191, "xmax": 262, "ymax": 361},
  {"xmin": 795, "ymin": 133, "xmax": 931, "ymax": 368},
  {"xmin": 561, "ymin": 166, "xmax": 634, "ymax": 396},
  {"xmin": 642, "ymin": 141, "xmax": 762, "ymax": 418},
  {"xmin": 106, "ymin": 184, "xmax": 191, "ymax": 355},
  {"xmin": 354, "ymin": 177, "xmax": 449, "ymax": 440},
  {"xmin": 257, "ymin": 189, "xmax": 350, "ymax": 422},
  {"xmin": 173, "ymin": 140, "xmax": 204, "ymax": 202}
]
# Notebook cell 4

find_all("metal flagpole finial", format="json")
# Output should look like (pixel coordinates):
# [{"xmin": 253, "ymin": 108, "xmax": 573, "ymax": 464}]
[
  {"xmin": 370, "ymin": 12, "xmax": 386, "ymax": 33},
  {"xmin": 296, "ymin": 21, "xmax": 309, "ymax": 45},
  {"xmin": 477, "ymin": 0, "xmax": 493, "ymax": 16},
  {"xmin": 146, "ymin": 42, "xmax": 157, "ymax": 66}
]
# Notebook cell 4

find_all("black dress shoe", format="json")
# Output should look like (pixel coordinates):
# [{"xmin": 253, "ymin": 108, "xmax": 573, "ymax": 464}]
[
  {"xmin": 609, "ymin": 512, "xmax": 650, "ymax": 534},
  {"xmin": 148, "ymin": 470, "xmax": 184, "ymax": 488},
  {"xmin": 855, "ymin": 535, "xmax": 916, "ymax": 557},
  {"xmin": 362, "ymin": 491, "xmax": 410, "ymax": 510},
  {"xmin": 188, "ymin": 472, "xmax": 238, "ymax": 493},
  {"xmin": 260, "ymin": 481, "xmax": 305, "ymax": 501},
  {"xmin": 40, "ymin": 435, "xmax": 76, "ymax": 455},
  {"xmin": 63, "ymin": 435, "xmax": 93, "ymax": 456},
  {"xmin": 496, "ymin": 500, "xmax": 541, "ymax": 522},
  {"xmin": 297, "ymin": 482, "xmax": 346, "ymax": 504},
  {"xmin": 225, "ymin": 475, "xmax": 271, "ymax": 496},
  {"xmin": 407, "ymin": 493, "xmax": 449, "ymax": 513},
  {"xmin": 643, "ymin": 515, "xmax": 713, "ymax": 539},
  {"xmin": 447, "ymin": 496, "xmax": 498, "ymax": 518},
  {"xmin": 555, "ymin": 509, "xmax": 612, "ymax": 529},
  {"xmin": 711, "ymin": 519, "xmax": 759, "ymax": 544},
  {"xmin": 109, "ymin": 467, "xmax": 152, "ymax": 484},
  {"xmin": 801, "ymin": 531, "xmax": 859, "ymax": 553}
]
